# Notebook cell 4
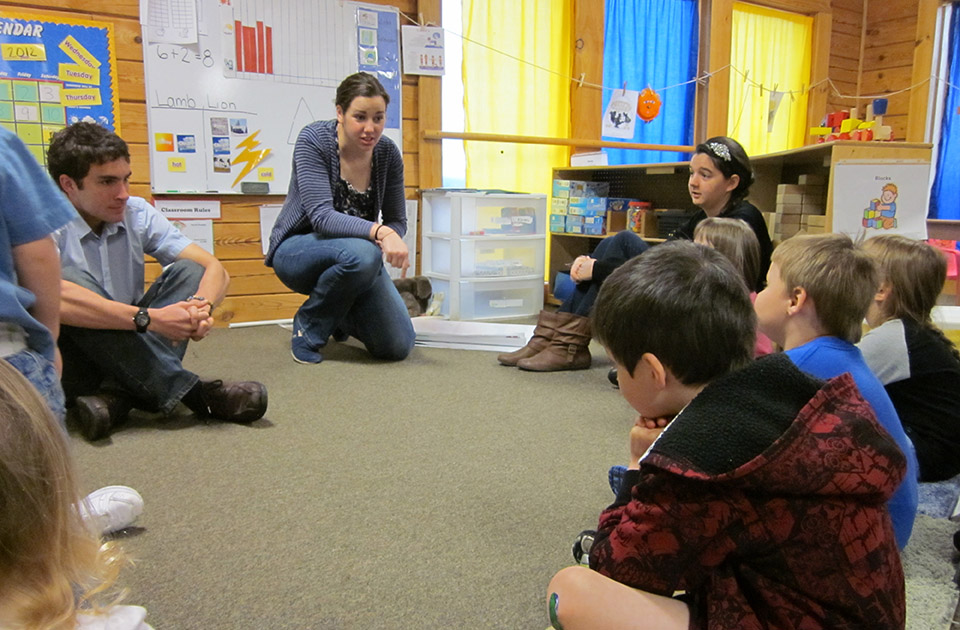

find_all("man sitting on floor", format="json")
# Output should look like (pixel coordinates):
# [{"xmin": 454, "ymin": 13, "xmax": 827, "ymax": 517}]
[{"xmin": 48, "ymin": 122, "xmax": 267, "ymax": 441}]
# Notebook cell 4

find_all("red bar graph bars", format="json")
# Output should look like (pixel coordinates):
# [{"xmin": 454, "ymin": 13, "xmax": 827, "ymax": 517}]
[{"xmin": 235, "ymin": 19, "xmax": 273, "ymax": 74}]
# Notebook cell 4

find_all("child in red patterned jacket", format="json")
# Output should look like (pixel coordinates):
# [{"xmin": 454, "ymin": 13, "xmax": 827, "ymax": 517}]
[{"xmin": 546, "ymin": 240, "xmax": 906, "ymax": 630}]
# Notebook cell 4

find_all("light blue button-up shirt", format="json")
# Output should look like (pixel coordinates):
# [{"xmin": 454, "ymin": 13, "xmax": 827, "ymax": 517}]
[{"xmin": 54, "ymin": 196, "xmax": 191, "ymax": 305}]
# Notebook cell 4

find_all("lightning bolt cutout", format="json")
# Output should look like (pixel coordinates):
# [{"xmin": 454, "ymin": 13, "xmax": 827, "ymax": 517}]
[{"xmin": 231, "ymin": 130, "xmax": 272, "ymax": 188}]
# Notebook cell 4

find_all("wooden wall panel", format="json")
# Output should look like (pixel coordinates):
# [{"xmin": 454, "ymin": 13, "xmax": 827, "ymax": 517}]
[
  {"xmin": 0, "ymin": 0, "xmax": 431, "ymax": 326},
  {"xmin": 860, "ymin": 0, "xmax": 918, "ymax": 140},
  {"xmin": 826, "ymin": 0, "xmax": 863, "ymax": 117}
]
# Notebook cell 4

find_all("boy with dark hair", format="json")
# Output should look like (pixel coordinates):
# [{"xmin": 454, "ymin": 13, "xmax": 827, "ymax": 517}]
[
  {"xmin": 547, "ymin": 240, "xmax": 905, "ymax": 630},
  {"xmin": 48, "ymin": 122, "xmax": 268, "ymax": 440},
  {"xmin": 755, "ymin": 232, "xmax": 918, "ymax": 548}
]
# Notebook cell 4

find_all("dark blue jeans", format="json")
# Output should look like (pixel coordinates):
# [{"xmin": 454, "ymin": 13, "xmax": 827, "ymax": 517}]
[
  {"xmin": 272, "ymin": 234, "xmax": 415, "ymax": 360},
  {"xmin": 560, "ymin": 231, "xmax": 650, "ymax": 316},
  {"xmin": 59, "ymin": 260, "xmax": 203, "ymax": 414}
]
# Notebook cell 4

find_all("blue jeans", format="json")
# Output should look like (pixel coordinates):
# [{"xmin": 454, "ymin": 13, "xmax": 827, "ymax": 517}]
[
  {"xmin": 560, "ymin": 231, "xmax": 650, "ymax": 316},
  {"xmin": 5, "ymin": 349, "xmax": 66, "ymax": 427},
  {"xmin": 59, "ymin": 260, "xmax": 203, "ymax": 414},
  {"xmin": 272, "ymin": 234, "xmax": 415, "ymax": 360}
]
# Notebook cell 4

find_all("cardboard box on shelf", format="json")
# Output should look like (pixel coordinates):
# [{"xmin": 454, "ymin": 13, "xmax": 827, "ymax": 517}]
[{"xmin": 550, "ymin": 214, "xmax": 566, "ymax": 233}]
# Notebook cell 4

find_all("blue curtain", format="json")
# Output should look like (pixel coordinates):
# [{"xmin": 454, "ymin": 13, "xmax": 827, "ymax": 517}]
[
  {"xmin": 602, "ymin": 0, "xmax": 699, "ymax": 165},
  {"xmin": 931, "ymin": 3, "xmax": 960, "ymax": 219}
]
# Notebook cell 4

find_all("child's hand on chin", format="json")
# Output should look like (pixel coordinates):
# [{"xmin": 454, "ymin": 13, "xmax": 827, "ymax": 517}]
[{"xmin": 629, "ymin": 414, "xmax": 676, "ymax": 467}]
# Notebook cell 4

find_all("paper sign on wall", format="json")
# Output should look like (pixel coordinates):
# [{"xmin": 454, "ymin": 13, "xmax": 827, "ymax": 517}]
[
  {"xmin": 171, "ymin": 218, "xmax": 214, "ymax": 254},
  {"xmin": 831, "ymin": 161, "xmax": 930, "ymax": 241},
  {"xmin": 259, "ymin": 204, "xmax": 283, "ymax": 256},
  {"xmin": 155, "ymin": 199, "xmax": 221, "ymax": 219},
  {"xmin": 601, "ymin": 89, "xmax": 638, "ymax": 140},
  {"xmin": 401, "ymin": 26, "xmax": 444, "ymax": 76}
]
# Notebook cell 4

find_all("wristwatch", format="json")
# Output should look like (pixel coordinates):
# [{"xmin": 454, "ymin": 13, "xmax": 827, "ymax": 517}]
[{"xmin": 133, "ymin": 307, "xmax": 151, "ymax": 333}]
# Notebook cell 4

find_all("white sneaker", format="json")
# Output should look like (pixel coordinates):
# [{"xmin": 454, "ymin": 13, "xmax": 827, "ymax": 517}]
[{"xmin": 80, "ymin": 485, "xmax": 144, "ymax": 536}]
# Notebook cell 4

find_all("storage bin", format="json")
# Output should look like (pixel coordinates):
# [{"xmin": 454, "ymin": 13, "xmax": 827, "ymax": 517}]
[
  {"xmin": 422, "ymin": 236, "xmax": 545, "ymax": 278},
  {"xmin": 550, "ymin": 214, "xmax": 567, "ymax": 233},
  {"xmin": 422, "ymin": 191, "xmax": 547, "ymax": 236},
  {"xmin": 427, "ymin": 275, "xmax": 544, "ymax": 320}
]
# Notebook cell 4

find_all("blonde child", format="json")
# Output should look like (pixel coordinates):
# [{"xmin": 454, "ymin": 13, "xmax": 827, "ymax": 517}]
[
  {"xmin": 754, "ymin": 232, "xmax": 918, "ymax": 548},
  {"xmin": 0, "ymin": 359, "xmax": 151, "ymax": 630},
  {"xmin": 693, "ymin": 217, "xmax": 773, "ymax": 357},
  {"xmin": 859, "ymin": 235, "xmax": 960, "ymax": 481}
]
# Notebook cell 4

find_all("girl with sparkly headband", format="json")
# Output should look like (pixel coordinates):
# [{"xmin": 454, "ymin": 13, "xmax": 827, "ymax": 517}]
[{"xmin": 498, "ymin": 136, "xmax": 772, "ymax": 375}]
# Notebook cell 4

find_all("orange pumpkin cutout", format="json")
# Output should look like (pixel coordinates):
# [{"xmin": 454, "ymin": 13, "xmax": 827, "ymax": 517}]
[{"xmin": 637, "ymin": 87, "xmax": 662, "ymax": 123}]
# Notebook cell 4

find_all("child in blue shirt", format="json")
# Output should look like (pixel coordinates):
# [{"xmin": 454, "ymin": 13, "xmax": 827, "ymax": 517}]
[{"xmin": 754, "ymin": 232, "xmax": 918, "ymax": 548}]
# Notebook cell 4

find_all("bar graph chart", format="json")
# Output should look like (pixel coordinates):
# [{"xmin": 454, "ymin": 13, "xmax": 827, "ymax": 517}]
[{"xmin": 222, "ymin": 0, "xmax": 354, "ymax": 86}]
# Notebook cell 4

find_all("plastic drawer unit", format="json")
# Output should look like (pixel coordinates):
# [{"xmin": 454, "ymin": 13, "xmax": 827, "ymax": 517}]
[
  {"xmin": 421, "ymin": 190, "xmax": 547, "ymax": 320},
  {"xmin": 422, "ymin": 235, "xmax": 546, "ymax": 278},
  {"xmin": 428, "ymin": 276, "xmax": 544, "ymax": 321},
  {"xmin": 422, "ymin": 191, "xmax": 546, "ymax": 237}
]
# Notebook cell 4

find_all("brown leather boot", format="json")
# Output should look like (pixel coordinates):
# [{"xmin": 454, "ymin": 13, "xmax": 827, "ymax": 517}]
[
  {"xmin": 71, "ymin": 392, "xmax": 133, "ymax": 442},
  {"xmin": 516, "ymin": 312, "xmax": 591, "ymax": 372},
  {"xmin": 497, "ymin": 310, "xmax": 559, "ymax": 366}
]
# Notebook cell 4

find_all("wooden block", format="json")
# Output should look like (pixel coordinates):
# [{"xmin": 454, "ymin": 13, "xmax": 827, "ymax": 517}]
[
  {"xmin": 798, "ymin": 173, "xmax": 826, "ymax": 185},
  {"xmin": 801, "ymin": 204, "xmax": 826, "ymax": 216},
  {"xmin": 802, "ymin": 215, "xmax": 828, "ymax": 227},
  {"xmin": 776, "ymin": 193, "xmax": 803, "ymax": 204},
  {"xmin": 776, "ymin": 224, "xmax": 803, "ymax": 238},
  {"xmin": 776, "ymin": 214, "xmax": 801, "ymax": 226},
  {"xmin": 777, "ymin": 203, "xmax": 803, "ymax": 215},
  {"xmin": 777, "ymin": 184, "xmax": 806, "ymax": 194}
]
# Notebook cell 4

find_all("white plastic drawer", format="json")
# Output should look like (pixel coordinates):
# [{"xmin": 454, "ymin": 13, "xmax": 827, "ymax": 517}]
[
  {"xmin": 422, "ymin": 191, "xmax": 546, "ymax": 236},
  {"xmin": 428, "ymin": 275, "xmax": 543, "ymax": 321},
  {"xmin": 422, "ymin": 235, "xmax": 545, "ymax": 278}
]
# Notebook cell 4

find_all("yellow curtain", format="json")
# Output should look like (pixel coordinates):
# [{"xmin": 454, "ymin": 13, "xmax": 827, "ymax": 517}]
[
  {"xmin": 729, "ymin": 3, "xmax": 812, "ymax": 155},
  {"xmin": 462, "ymin": 0, "xmax": 572, "ymax": 195}
]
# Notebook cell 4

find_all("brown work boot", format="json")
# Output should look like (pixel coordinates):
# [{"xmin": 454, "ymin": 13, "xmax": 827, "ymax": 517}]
[
  {"xmin": 516, "ymin": 312, "xmax": 591, "ymax": 372},
  {"xmin": 497, "ymin": 309, "xmax": 560, "ymax": 366},
  {"xmin": 201, "ymin": 380, "xmax": 268, "ymax": 423},
  {"xmin": 72, "ymin": 392, "xmax": 133, "ymax": 442}
]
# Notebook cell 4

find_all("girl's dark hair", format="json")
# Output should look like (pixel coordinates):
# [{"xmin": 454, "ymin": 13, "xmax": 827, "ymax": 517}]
[
  {"xmin": 336, "ymin": 72, "xmax": 390, "ymax": 112},
  {"xmin": 694, "ymin": 136, "xmax": 754, "ymax": 205}
]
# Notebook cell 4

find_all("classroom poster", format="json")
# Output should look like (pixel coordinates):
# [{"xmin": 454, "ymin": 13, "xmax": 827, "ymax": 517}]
[
  {"xmin": 0, "ymin": 11, "xmax": 119, "ymax": 166},
  {"xmin": 832, "ymin": 161, "xmax": 931, "ymax": 241},
  {"xmin": 401, "ymin": 26, "xmax": 445, "ymax": 76},
  {"xmin": 142, "ymin": 0, "xmax": 402, "ymax": 194}
]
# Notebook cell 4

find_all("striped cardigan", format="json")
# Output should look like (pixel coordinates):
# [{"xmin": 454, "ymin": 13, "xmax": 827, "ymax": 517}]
[{"xmin": 265, "ymin": 119, "xmax": 406, "ymax": 266}]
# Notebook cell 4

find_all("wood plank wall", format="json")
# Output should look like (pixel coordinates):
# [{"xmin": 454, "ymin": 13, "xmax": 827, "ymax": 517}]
[
  {"xmin": 861, "ymin": 0, "xmax": 919, "ymax": 139},
  {"xmin": 827, "ymin": 0, "xmax": 864, "ymax": 117},
  {"xmin": 0, "ymin": 0, "xmax": 428, "ymax": 326}
]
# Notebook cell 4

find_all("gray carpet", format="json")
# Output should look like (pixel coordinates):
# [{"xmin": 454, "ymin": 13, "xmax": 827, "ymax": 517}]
[{"xmin": 69, "ymin": 326, "xmax": 960, "ymax": 629}]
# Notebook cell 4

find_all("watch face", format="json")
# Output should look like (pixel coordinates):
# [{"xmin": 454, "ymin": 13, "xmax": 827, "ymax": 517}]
[{"xmin": 134, "ymin": 309, "xmax": 150, "ymax": 329}]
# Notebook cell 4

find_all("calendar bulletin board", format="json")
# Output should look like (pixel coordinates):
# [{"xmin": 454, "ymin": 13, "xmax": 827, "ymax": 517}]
[{"xmin": 0, "ymin": 11, "xmax": 119, "ymax": 167}]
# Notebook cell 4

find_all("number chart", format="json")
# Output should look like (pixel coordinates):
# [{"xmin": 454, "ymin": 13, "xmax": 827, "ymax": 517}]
[
  {"xmin": 0, "ymin": 11, "xmax": 118, "ymax": 166},
  {"xmin": 142, "ymin": 0, "xmax": 401, "ymax": 194}
]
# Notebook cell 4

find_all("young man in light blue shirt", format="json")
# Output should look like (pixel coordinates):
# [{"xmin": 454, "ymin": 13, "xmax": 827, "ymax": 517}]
[{"xmin": 49, "ymin": 122, "xmax": 268, "ymax": 441}]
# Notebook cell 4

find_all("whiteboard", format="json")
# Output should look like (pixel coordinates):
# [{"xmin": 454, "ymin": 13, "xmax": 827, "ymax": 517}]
[{"xmin": 141, "ymin": 0, "xmax": 402, "ymax": 194}]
